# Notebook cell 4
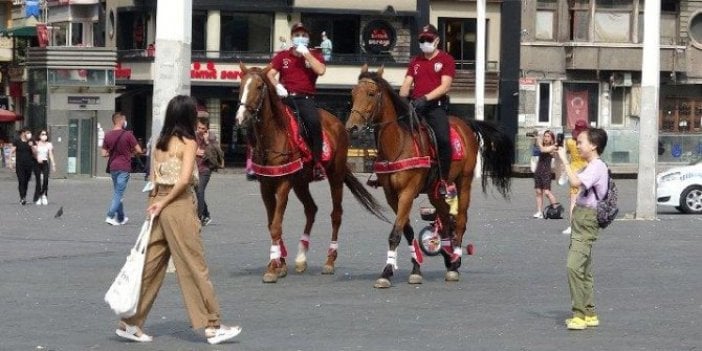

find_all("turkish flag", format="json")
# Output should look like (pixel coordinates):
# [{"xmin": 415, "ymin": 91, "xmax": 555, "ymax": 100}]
[{"xmin": 565, "ymin": 90, "xmax": 588, "ymax": 130}]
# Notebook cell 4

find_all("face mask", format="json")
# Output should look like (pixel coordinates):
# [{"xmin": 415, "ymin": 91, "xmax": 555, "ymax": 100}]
[
  {"xmin": 292, "ymin": 37, "xmax": 309, "ymax": 47},
  {"xmin": 25, "ymin": 133, "xmax": 32, "ymax": 140},
  {"xmin": 420, "ymin": 41, "xmax": 437, "ymax": 54},
  {"xmin": 40, "ymin": 135, "xmax": 47, "ymax": 141},
  {"xmin": 122, "ymin": 120, "xmax": 128, "ymax": 129}
]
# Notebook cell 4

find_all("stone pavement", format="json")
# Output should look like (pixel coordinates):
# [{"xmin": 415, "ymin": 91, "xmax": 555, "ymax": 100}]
[{"xmin": 0, "ymin": 167, "xmax": 700, "ymax": 350}]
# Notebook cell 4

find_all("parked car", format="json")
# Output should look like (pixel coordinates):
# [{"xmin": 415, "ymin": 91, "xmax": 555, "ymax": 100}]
[{"xmin": 656, "ymin": 159, "xmax": 702, "ymax": 214}]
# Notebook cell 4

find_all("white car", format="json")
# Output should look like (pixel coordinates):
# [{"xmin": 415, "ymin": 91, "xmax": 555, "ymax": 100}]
[{"xmin": 656, "ymin": 159, "xmax": 702, "ymax": 214}]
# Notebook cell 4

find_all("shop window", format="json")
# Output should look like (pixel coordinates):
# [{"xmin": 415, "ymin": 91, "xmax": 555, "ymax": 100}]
[
  {"xmin": 569, "ymin": 0, "xmax": 590, "ymax": 41},
  {"xmin": 537, "ymin": 82, "xmax": 552, "ymax": 124},
  {"xmin": 661, "ymin": 98, "xmax": 702, "ymax": 133},
  {"xmin": 536, "ymin": 0, "xmax": 557, "ymax": 41},
  {"xmin": 220, "ymin": 13, "xmax": 272, "ymax": 52},
  {"xmin": 610, "ymin": 86, "xmax": 627, "ymax": 125}
]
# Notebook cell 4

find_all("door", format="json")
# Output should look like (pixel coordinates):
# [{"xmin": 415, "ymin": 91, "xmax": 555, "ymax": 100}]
[{"xmin": 67, "ymin": 112, "xmax": 96, "ymax": 176}]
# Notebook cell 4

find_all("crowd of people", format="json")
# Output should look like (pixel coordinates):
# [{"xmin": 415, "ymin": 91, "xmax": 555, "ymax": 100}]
[{"xmin": 4, "ymin": 21, "xmax": 613, "ymax": 345}]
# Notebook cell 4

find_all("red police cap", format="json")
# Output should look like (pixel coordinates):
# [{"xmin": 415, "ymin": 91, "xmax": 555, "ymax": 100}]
[
  {"xmin": 419, "ymin": 24, "xmax": 439, "ymax": 39},
  {"xmin": 291, "ymin": 22, "xmax": 310, "ymax": 35}
]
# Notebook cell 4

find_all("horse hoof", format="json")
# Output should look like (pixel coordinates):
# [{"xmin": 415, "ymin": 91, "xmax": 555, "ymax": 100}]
[
  {"xmin": 262, "ymin": 272, "xmax": 278, "ymax": 283},
  {"xmin": 408, "ymin": 274, "xmax": 423, "ymax": 284},
  {"xmin": 374, "ymin": 278, "xmax": 392, "ymax": 289},
  {"xmin": 445, "ymin": 271, "xmax": 460, "ymax": 282},
  {"xmin": 295, "ymin": 261, "xmax": 307, "ymax": 273},
  {"xmin": 278, "ymin": 265, "xmax": 288, "ymax": 278},
  {"xmin": 321, "ymin": 264, "xmax": 335, "ymax": 275}
]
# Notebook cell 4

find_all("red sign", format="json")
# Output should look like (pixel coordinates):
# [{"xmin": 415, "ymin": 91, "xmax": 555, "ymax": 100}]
[
  {"xmin": 115, "ymin": 63, "xmax": 132, "ymax": 79},
  {"xmin": 190, "ymin": 61, "xmax": 241, "ymax": 81}
]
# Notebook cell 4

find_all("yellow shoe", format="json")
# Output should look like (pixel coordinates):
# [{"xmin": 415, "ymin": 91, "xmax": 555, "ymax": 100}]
[
  {"xmin": 585, "ymin": 315, "xmax": 599, "ymax": 327},
  {"xmin": 446, "ymin": 196, "xmax": 459, "ymax": 216},
  {"xmin": 565, "ymin": 317, "xmax": 588, "ymax": 330}
]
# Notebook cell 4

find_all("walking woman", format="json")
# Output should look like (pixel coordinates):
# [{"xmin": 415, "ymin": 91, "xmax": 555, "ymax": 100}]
[
  {"xmin": 115, "ymin": 95, "xmax": 241, "ymax": 345},
  {"xmin": 10, "ymin": 128, "xmax": 37, "ymax": 205},
  {"xmin": 33, "ymin": 129, "xmax": 56, "ymax": 205},
  {"xmin": 532, "ymin": 130, "xmax": 559, "ymax": 218}
]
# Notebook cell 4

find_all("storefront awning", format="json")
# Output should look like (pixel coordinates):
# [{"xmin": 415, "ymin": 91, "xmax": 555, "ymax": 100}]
[
  {"xmin": 0, "ymin": 109, "xmax": 22, "ymax": 123},
  {"xmin": 0, "ymin": 26, "xmax": 38, "ymax": 37}
]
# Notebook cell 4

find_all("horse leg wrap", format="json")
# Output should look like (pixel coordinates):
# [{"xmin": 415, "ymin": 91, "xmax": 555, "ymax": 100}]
[
  {"xmin": 296, "ymin": 234, "xmax": 310, "ymax": 263},
  {"xmin": 451, "ymin": 246, "xmax": 462, "ymax": 263},
  {"xmin": 327, "ymin": 241, "xmax": 338, "ymax": 257},
  {"xmin": 386, "ymin": 250, "xmax": 398, "ymax": 270},
  {"xmin": 270, "ymin": 244, "xmax": 282, "ymax": 265},
  {"xmin": 410, "ymin": 240, "xmax": 423, "ymax": 265}
]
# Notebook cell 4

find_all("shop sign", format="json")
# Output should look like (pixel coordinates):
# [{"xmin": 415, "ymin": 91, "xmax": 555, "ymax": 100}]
[
  {"xmin": 190, "ymin": 61, "xmax": 242, "ymax": 81},
  {"xmin": 68, "ymin": 96, "xmax": 100, "ymax": 105},
  {"xmin": 362, "ymin": 20, "xmax": 396, "ymax": 54},
  {"xmin": 115, "ymin": 63, "xmax": 131, "ymax": 80}
]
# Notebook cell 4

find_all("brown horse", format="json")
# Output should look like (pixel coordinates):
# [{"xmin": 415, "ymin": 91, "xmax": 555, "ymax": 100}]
[
  {"xmin": 345, "ymin": 65, "xmax": 512, "ymax": 288},
  {"xmin": 235, "ymin": 63, "xmax": 386, "ymax": 283}
]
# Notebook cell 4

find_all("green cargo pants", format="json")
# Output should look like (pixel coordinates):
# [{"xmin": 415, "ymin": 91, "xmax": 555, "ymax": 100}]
[{"xmin": 567, "ymin": 205, "xmax": 599, "ymax": 319}]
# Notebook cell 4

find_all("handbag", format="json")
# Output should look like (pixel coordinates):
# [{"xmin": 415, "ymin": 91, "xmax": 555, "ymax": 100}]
[
  {"xmin": 105, "ymin": 130, "xmax": 127, "ymax": 173},
  {"xmin": 104, "ymin": 217, "xmax": 154, "ymax": 318}
]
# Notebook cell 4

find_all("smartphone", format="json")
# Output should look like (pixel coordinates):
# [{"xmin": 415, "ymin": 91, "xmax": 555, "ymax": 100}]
[{"xmin": 556, "ymin": 133, "xmax": 564, "ymax": 147}]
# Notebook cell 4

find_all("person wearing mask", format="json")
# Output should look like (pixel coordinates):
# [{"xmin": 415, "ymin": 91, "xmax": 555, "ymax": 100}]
[
  {"xmin": 556, "ymin": 127, "xmax": 609, "ymax": 330},
  {"xmin": 267, "ymin": 22, "xmax": 326, "ymax": 180},
  {"xmin": 32, "ymin": 129, "xmax": 56, "ymax": 205},
  {"xmin": 101, "ymin": 112, "xmax": 143, "ymax": 226},
  {"xmin": 114, "ymin": 95, "xmax": 241, "ymax": 345},
  {"xmin": 10, "ymin": 128, "xmax": 37, "ymax": 205},
  {"xmin": 195, "ymin": 117, "xmax": 218, "ymax": 226},
  {"xmin": 320, "ymin": 31, "xmax": 332, "ymax": 62},
  {"xmin": 562, "ymin": 120, "xmax": 589, "ymax": 234},
  {"xmin": 399, "ymin": 24, "xmax": 457, "ymax": 210}
]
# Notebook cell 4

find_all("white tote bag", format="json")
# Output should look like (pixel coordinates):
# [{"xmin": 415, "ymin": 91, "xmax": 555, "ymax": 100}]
[{"xmin": 104, "ymin": 217, "xmax": 154, "ymax": 318}]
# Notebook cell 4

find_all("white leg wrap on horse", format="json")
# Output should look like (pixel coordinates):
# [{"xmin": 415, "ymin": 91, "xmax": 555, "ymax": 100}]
[
  {"xmin": 296, "ymin": 234, "xmax": 310, "ymax": 263},
  {"xmin": 329, "ymin": 241, "xmax": 338, "ymax": 251},
  {"xmin": 270, "ymin": 245, "xmax": 281, "ymax": 261},
  {"xmin": 453, "ymin": 247, "xmax": 462, "ymax": 257},
  {"xmin": 299, "ymin": 233, "xmax": 310, "ymax": 247},
  {"xmin": 409, "ymin": 244, "xmax": 419, "ymax": 262},
  {"xmin": 386, "ymin": 250, "xmax": 398, "ymax": 270}
]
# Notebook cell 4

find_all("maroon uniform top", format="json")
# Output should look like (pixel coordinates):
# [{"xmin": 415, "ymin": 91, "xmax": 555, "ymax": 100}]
[
  {"xmin": 103, "ymin": 129, "xmax": 138, "ymax": 172},
  {"xmin": 270, "ymin": 48, "xmax": 324, "ymax": 95},
  {"xmin": 406, "ymin": 50, "xmax": 456, "ymax": 99}
]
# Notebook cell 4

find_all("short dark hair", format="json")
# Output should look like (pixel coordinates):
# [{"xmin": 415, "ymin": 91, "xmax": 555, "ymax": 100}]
[
  {"xmin": 155, "ymin": 95, "xmax": 197, "ymax": 151},
  {"xmin": 197, "ymin": 116, "xmax": 209, "ymax": 128},
  {"xmin": 19, "ymin": 127, "xmax": 30, "ymax": 134},
  {"xmin": 586, "ymin": 128, "xmax": 608, "ymax": 155}
]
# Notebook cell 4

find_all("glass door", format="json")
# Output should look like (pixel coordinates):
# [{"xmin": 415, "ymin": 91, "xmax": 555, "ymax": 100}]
[{"xmin": 67, "ymin": 112, "xmax": 96, "ymax": 175}]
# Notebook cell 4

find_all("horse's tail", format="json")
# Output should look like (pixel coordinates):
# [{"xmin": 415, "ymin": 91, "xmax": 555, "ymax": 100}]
[
  {"xmin": 343, "ymin": 166, "xmax": 390, "ymax": 223},
  {"xmin": 467, "ymin": 120, "xmax": 513, "ymax": 199}
]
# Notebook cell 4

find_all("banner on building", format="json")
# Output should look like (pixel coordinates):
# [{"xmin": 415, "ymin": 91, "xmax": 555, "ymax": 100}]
[
  {"xmin": 565, "ymin": 89, "xmax": 588, "ymax": 130},
  {"xmin": 37, "ymin": 24, "xmax": 49, "ymax": 48}
]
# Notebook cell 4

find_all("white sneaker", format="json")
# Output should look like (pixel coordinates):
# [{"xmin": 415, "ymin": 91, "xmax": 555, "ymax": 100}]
[
  {"xmin": 35, "ymin": 199, "xmax": 42, "ymax": 205},
  {"xmin": 562, "ymin": 226, "xmax": 572, "ymax": 235},
  {"xmin": 41, "ymin": 195, "xmax": 48, "ymax": 205},
  {"xmin": 119, "ymin": 217, "xmax": 129, "ymax": 225},
  {"xmin": 533, "ymin": 211, "xmax": 543, "ymax": 219},
  {"xmin": 115, "ymin": 323, "xmax": 153, "ymax": 342},
  {"xmin": 205, "ymin": 325, "xmax": 242, "ymax": 345},
  {"xmin": 105, "ymin": 217, "xmax": 120, "ymax": 226},
  {"xmin": 558, "ymin": 172, "xmax": 568, "ymax": 186}
]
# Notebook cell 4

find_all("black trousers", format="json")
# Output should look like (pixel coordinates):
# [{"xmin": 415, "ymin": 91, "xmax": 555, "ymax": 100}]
[
  {"xmin": 34, "ymin": 161, "xmax": 50, "ymax": 199},
  {"xmin": 423, "ymin": 105, "xmax": 451, "ymax": 181},
  {"xmin": 284, "ymin": 96, "xmax": 322, "ymax": 162},
  {"xmin": 15, "ymin": 162, "xmax": 36, "ymax": 201}
]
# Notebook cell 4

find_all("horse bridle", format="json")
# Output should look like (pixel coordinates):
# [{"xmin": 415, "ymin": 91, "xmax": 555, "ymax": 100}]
[
  {"xmin": 238, "ymin": 72, "xmax": 268, "ymax": 122},
  {"xmin": 349, "ymin": 78, "xmax": 384, "ymax": 131}
]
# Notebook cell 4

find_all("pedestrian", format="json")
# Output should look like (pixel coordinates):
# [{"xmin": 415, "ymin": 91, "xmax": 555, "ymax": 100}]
[
  {"xmin": 195, "ymin": 116, "xmax": 218, "ymax": 226},
  {"xmin": 267, "ymin": 22, "xmax": 326, "ymax": 179},
  {"xmin": 320, "ymin": 31, "xmax": 332, "ymax": 61},
  {"xmin": 556, "ymin": 127, "xmax": 608, "ymax": 330},
  {"xmin": 533, "ymin": 130, "xmax": 559, "ymax": 218},
  {"xmin": 114, "ymin": 95, "xmax": 241, "ymax": 345},
  {"xmin": 102, "ymin": 112, "xmax": 143, "ymax": 226},
  {"xmin": 10, "ymin": 127, "xmax": 37, "ymax": 205},
  {"xmin": 562, "ymin": 119, "xmax": 589, "ymax": 234},
  {"xmin": 32, "ymin": 128, "xmax": 56, "ymax": 205},
  {"xmin": 399, "ymin": 24, "xmax": 457, "ymax": 211}
]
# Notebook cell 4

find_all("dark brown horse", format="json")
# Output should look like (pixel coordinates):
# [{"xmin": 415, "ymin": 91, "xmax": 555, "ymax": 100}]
[
  {"xmin": 235, "ymin": 63, "xmax": 386, "ymax": 283},
  {"xmin": 345, "ymin": 65, "xmax": 512, "ymax": 288}
]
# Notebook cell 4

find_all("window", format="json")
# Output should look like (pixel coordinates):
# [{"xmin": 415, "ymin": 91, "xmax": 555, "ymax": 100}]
[
  {"xmin": 53, "ymin": 22, "xmax": 68, "ymax": 46},
  {"xmin": 569, "ymin": 0, "xmax": 590, "ymax": 41},
  {"xmin": 537, "ymin": 82, "xmax": 551, "ymax": 124},
  {"xmin": 438, "ymin": 18, "xmax": 483, "ymax": 70},
  {"xmin": 610, "ymin": 87, "xmax": 627, "ymax": 125},
  {"xmin": 637, "ymin": 0, "xmax": 678, "ymax": 44},
  {"xmin": 220, "ymin": 13, "xmax": 273, "ymax": 52},
  {"xmin": 303, "ymin": 14, "xmax": 360, "ymax": 56},
  {"xmin": 192, "ymin": 11, "xmax": 206, "ymax": 52},
  {"xmin": 594, "ymin": 0, "xmax": 633, "ymax": 43},
  {"xmin": 536, "ymin": 0, "xmax": 557, "ymax": 41}
]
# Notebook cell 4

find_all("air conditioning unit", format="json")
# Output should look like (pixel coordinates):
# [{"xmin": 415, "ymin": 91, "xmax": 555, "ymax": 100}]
[{"xmin": 611, "ymin": 72, "xmax": 633, "ymax": 87}]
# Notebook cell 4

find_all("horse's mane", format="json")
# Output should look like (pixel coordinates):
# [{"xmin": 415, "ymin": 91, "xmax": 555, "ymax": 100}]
[
  {"xmin": 246, "ymin": 67, "xmax": 288, "ymax": 130},
  {"xmin": 357, "ymin": 71, "xmax": 412, "ymax": 129}
]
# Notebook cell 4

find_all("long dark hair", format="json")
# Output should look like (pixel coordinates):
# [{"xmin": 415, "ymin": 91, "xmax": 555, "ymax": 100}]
[{"xmin": 156, "ymin": 95, "xmax": 197, "ymax": 151}]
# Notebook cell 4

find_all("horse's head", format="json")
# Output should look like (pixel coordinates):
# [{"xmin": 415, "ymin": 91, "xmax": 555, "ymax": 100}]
[
  {"xmin": 236, "ymin": 63, "xmax": 270, "ymax": 126},
  {"xmin": 346, "ymin": 64, "xmax": 385, "ymax": 137}
]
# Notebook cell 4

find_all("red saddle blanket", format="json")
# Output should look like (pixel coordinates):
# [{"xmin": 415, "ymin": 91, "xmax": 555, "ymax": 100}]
[
  {"xmin": 416, "ymin": 125, "xmax": 466, "ymax": 161},
  {"xmin": 284, "ymin": 105, "xmax": 332, "ymax": 163},
  {"xmin": 372, "ymin": 126, "xmax": 465, "ymax": 174}
]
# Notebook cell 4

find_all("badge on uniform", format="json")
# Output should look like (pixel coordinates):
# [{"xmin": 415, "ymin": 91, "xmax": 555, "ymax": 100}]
[{"xmin": 434, "ymin": 62, "xmax": 443, "ymax": 72}]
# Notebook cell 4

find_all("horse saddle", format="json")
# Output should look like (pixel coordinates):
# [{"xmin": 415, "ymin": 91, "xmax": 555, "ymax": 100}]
[
  {"xmin": 418, "ymin": 122, "xmax": 466, "ymax": 161},
  {"xmin": 282, "ymin": 105, "xmax": 332, "ymax": 164}
]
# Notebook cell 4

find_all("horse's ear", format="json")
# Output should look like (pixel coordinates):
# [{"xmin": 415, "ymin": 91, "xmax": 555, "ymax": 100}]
[
  {"xmin": 361, "ymin": 64, "xmax": 368, "ymax": 73},
  {"xmin": 239, "ymin": 62, "xmax": 247, "ymax": 74},
  {"xmin": 377, "ymin": 65, "xmax": 384, "ymax": 77}
]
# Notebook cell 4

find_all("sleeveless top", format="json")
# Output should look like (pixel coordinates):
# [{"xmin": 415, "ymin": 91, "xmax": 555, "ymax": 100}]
[
  {"xmin": 152, "ymin": 140, "xmax": 198, "ymax": 186},
  {"xmin": 36, "ymin": 142, "xmax": 52, "ymax": 163}
]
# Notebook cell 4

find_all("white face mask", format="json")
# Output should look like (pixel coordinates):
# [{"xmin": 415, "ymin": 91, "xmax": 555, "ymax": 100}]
[
  {"xmin": 420, "ymin": 41, "xmax": 437, "ymax": 54},
  {"xmin": 292, "ymin": 37, "xmax": 309, "ymax": 47},
  {"xmin": 40, "ymin": 135, "xmax": 48, "ymax": 141}
]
